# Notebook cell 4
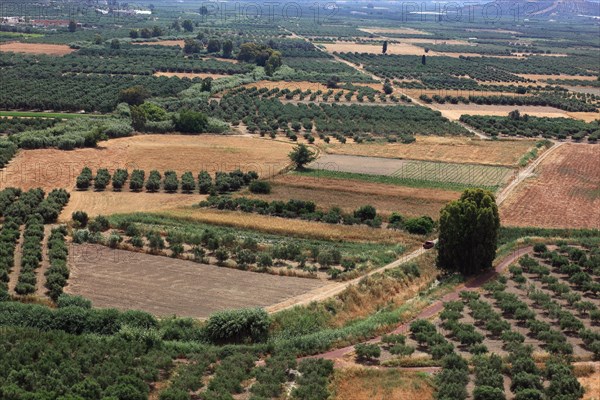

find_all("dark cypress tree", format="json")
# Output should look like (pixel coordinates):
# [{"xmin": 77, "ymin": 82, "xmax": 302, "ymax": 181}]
[
  {"xmin": 382, "ymin": 41, "xmax": 388, "ymax": 54},
  {"xmin": 437, "ymin": 189, "xmax": 500, "ymax": 275}
]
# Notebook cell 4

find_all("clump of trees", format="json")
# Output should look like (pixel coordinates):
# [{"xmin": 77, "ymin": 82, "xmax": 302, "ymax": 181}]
[{"xmin": 45, "ymin": 226, "xmax": 69, "ymax": 301}]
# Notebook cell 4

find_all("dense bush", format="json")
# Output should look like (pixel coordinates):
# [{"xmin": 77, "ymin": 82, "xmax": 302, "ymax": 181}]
[
  {"xmin": 45, "ymin": 226, "xmax": 69, "ymax": 300},
  {"xmin": 204, "ymin": 308, "xmax": 270, "ymax": 344},
  {"xmin": 15, "ymin": 214, "xmax": 44, "ymax": 295}
]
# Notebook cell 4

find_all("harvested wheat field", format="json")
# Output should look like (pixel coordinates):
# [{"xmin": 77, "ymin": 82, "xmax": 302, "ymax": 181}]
[
  {"xmin": 243, "ymin": 80, "xmax": 333, "ymax": 92},
  {"xmin": 0, "ymin": 42, "xmax": 74, "ymax": 56},
  {"xmin": 359, "ymin": 27, "xmax": 432, "ymax": 36},
  {"xmin": 162, "ymin": 208, "xmax": 420, "ymax": 245},
  {"xmin": 132, "ymin": 40, "xmax": 185, "ymax": 47},
  {"xmin": 66, "ymin": 244, "xmax": 327, "ymax": 318},
  {"xmin": 153, "ymin": 71, "xmax": 230, "ymax": 79},
  {"xmin": 323, "ymin": 42, "xmax": 429, "ymax": 56},
  {"xmin": 501, "ymin": 144, "xmax": 600, "ymax": 229},
  {"xmin": 331, "ymin": 368, "xmax": 435, "ymax": 400},
  {"xmin": 516, "ymin": 74, "xmax": 598, "ymax": 82},
  {"xmin": 0, "ymin": 135, "xmax": 293, "ymax": 191},
  {"xmin": 323, "ymin": 135, "xmax": 536, "ymax": 167},
  {"xmin": 60, "ymin": 191, "xmax": 205, "ymax": 222},
  {"xmin": 432, "ymin": 104, "xmax": 571, "ymax": 120},
  {"xmin": 242, "ymin": 174, "xmax": 459, "ymax": 218}
]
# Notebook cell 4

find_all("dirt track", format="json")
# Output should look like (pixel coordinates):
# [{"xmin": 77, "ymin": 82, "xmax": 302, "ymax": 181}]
[{"xmin": 313, "ymin": 246, "xmax": 533, "ymax": 361}]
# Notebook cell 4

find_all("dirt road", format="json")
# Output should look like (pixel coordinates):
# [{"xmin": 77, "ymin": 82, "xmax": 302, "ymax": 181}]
[{"xmin": 313, "ymin": 246, "xmax": 532, "ymax": 361}]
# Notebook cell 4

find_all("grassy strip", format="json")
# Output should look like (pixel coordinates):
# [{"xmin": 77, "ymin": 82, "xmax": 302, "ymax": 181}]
[
  {"xmin": 0, "ymin": 111, "xmax": 107, "ymax": 119},
  {"xmin": 108, "ymin": 212, "xmax": 407, "ymax": 268},
  {"xmin": 498, "ymin": 226, "xmax": 600, "ymax": 246},
  {"xmin": 293, "ymin": 169, "xmax": 500, "ymax": 192}
]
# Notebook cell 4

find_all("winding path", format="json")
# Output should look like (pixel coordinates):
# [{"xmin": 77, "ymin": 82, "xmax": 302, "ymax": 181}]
[{"xmin": 313, "ymin": 246, "xmax": 533, "ymax": 361}]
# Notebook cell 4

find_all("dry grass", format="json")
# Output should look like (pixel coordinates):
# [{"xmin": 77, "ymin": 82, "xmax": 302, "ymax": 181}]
[
  {"xmin": 153, "ymin": 71, "xmax": 230, "ymax": 79},
  {"xmin": 328, "ymin": 251, "xmax": 437, "ymax": 327},
  {"xmin": 567, "ymin": 112, "xmax": 600, "ymax": 123},
  {"xmin": 501, "ymin": 144, "xmax": 600, "ymax": 229},
  {"xmin": 331, "ymin": 368, "xmax": 435, "ymax": 400},
  {"xmin": 575, "ymin": 362, "xmax": 600, "ymax": 400},
  {"xmin": 243, "ymin": 80, "xmax": 332, "ymax": 92},
  {"xmin": 517, "ymin": 74, "xmax": 598, "ymax": 82},
  {"xmin": 431, "ymin": 104, "xmax": 571, "ymax": 120},
  {"xmin": 132, "ymin": 40, "xmax": 185, "ymax": 47},
  {"xmin": 243, "ymin": 175, "xmax": 459, "ymax": 218},
  {"xmin": 0, "ymin": 135, "xmax": 293, "ymax": 191},
  {"xmin": 162, "ymin": 208, "xmax": 421, "ymax": 245},
  {"xmin": 322, "ymin": 42, "xmax": 428, "ymax": 56},
  {"xmin": 59, "ymin": 191, "xmax": 204, "ymax": 222},
  {"xmin": 322, "ymin": 135, "xmax": 536, "ymax": 167},
  {"xmin": 0, "ymin": 42, "xmax": 74, "ymax": 55},
  {"xmin": 359, "ymin": 27, "xmax": 432, "ymax": 36}
]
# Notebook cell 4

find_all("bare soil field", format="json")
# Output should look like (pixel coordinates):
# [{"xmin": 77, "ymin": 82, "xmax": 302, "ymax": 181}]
[
  {"xmin": 162, "ymin": 208, "xmax": 420, "ymax": 245},
  {"xmin": 153, "ymin": 71, "xmax": 230, "ymax": 79},
  {"xmin": 132, "ymin": 40, "xmax": 185, "ymax": 47},
  {"xmin": 323, "ymin": 136, "xmax": 536, "ymax": 167},
  {"xmin": 501, "ymin": 144, "xmax": 600, "ymax": 229},
  {"xmin": 431, "ymin": 103, "xmax": 572, "ymax": 120},
  {"xmin": 242, "ymin": 174, "xmax": 459, "ymax": 218},
  {"xmin": 331, "ymin": 368, "xmax": 435, "ymax": 400},
  {"xmin": 65, "ymin": 244, "xmax": 327, "ymax": 318},
  {"xmin": 0, "ymin": 42, "xmax": 74, "ymax": 56},
  {"xmin": 0, "ymin": 135, "xmax": 293, "ymax": 191},
  {"xmin": 403, "ymin": 88, "xmax": 532, "ymax": 98}
]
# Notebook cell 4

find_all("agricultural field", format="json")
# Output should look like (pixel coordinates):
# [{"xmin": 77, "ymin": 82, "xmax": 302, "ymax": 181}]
[
  {"xmin": 67, "ymin": 244, "xmax": 328, "ymax": 318},
  {"xmin": 321, "ymin": 135, "xmax": 537, "ymax": 167},
  {"xmin": 501, "ymin": 144, "xmax": 600, "ymax": 229},
  {"xmin": 1, "ymin": 1, "xmax": 599, "ymax": 399},
  {"xmin": 309, "ymin": 154, "xmax": 514, "ymax": 191}
]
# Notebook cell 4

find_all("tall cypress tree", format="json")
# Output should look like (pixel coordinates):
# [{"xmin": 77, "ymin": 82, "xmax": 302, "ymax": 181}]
[{"xmin": 437, "ymin": 189, "xmax": 500, "ymax": 275}]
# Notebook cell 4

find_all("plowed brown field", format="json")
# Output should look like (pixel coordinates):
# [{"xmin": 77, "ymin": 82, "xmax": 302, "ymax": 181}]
[
  {"xmin": 66, "ymin": 244, "xmax": 327, "ymax": 318},
  {"xmin": 500, "ymin": 144, "xmax": 600, "ymax": 229},
  {"xmin": 242, "ymin": 174, "xmax": 460, "ymax": 218}
]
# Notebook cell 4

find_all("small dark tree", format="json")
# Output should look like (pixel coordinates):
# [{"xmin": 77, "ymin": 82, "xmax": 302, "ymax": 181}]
[
  {"xmin": 119, "ymin": 86, "xmax": 150, "ymax": 106},
  {"xmin": 222, "ymin": 39, "xmax": 233, "ymax": 57},
  {"xmin": 421, "ymin": 54, "xmax": 426, "ymax": 65},
  {"xmin": 182, "ymin": 19, "xmax": 194, "ymax": 32},
  {"xmin": 68, "ymin": 20, "xmax": 77, "ymax": 32},
  {"xmin": 288, "ymin": 144, "xmax": 316, "ymax": 170},
  {"xmin": 382, "ymin": 40, "xmax": 388, "ymax": 54}
]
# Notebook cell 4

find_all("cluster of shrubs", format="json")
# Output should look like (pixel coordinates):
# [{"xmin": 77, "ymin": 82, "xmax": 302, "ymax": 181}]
[
  {"xmin": 435, "ymin": 353, "xmax": 469, "ymax": 400},
  {"xmin": 250, "ymin": 352, "xmax": 297, "ymax": 399},
  {"xmin": 1, "ymin": 188, "xmax": 44, "ymax": 225},
  {"xmin": 14, "ymin": 214, "xmax": 44, "ymax": 295},
  {"xmin": 440, "ymin": 301, "xmax": 487, "ymax": 354},
  {"xmin": 200, "ymin": 197, "xmax": 385, "ymax": 227},
  {"xmin": 36, "ymin": 189, "xmax": 70, "ymax": 223},
  {"xmin": 473, "ymin": 354, "xmax": 505, "ymax": 400},
  {"xmin": 45, "ymin": 226, "xmax": 69, "ymax": 301},
  {"xmin": 388, "ymin": 212, "xmax": 435, "ymax": 234},
  {"xmin": 410, "ymin": 319, "xmax": 454, "ymax": 360},
  {"xmin": 0, "ymin": 218, "xmax": 20, "ymax": 301},
  {"xmin": 76, "ymin": 167, "xmax": 259, "ymax": 194},
  {"xmin": 291, "ymin": 358, "xmax": 334, "ymax": 400}
]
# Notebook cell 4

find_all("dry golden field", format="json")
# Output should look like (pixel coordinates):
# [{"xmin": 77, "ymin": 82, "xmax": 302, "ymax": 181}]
[
  {"xmin": 132, "ymin": 40, "xmax": 185, "ymax": 47},
  {"xmin": 0, "ymin": 42, "xmax": 74, "ymax": 55},
  {"xmin": 153, "ymin": 71, "xmax": 230, "ymax": 79},
  {"xmin": 331, "ymin": 368, "xmax": 435, "ymax": 400},
  {"xmin": 0, "ymin": 135, "xmax": 293, "ymax": 192},
  {"xmin": 322, "ymin": 135, "xmax": 536, "ymax": 167},
  {"xmin": 500, "ymin": 144, "xmax": 600, "ymax": 229},
  {"xmin": 162, "ymin": 208, "xmax": 421, "ymax": 245},
  {"xmin": 241, "ymin": 174, "xmax": 459, "ymax": 218}
]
